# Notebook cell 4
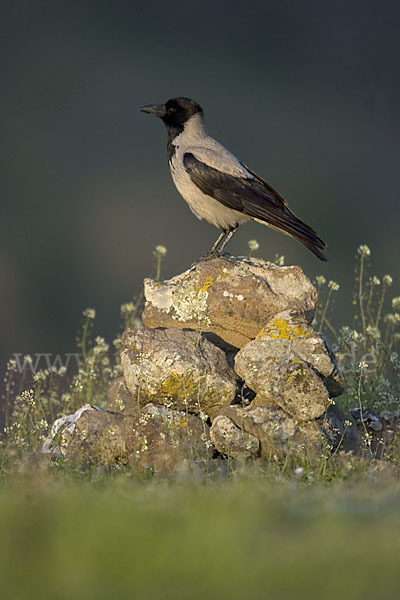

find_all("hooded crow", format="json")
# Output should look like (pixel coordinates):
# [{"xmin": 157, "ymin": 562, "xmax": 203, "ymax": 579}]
[{"xmin": 140, "ymin": 97, "xmax": 327, "ymax": 261}]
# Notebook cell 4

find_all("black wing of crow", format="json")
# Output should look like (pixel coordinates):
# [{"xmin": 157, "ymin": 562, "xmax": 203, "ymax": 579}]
[{"xmin": 183, "ymin": 152, "xmax": 327, "ymax": 261}]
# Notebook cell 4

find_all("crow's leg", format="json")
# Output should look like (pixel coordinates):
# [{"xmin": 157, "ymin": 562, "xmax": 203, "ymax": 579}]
[
  {"xmin": 205, "ymin": 230, "xmax": 228, "ymax": 257},
  {"xmin": 215, "ymin": 226, "xmax": 238, "ymax": 254}
]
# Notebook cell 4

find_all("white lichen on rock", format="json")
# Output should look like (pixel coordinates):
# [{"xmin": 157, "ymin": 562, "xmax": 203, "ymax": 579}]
[{"xmin": 170, "ymin": 278, "xmax": 211, "ymax": 324}]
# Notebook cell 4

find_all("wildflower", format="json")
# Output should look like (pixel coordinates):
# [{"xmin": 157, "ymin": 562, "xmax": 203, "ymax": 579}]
[
  {"xmin": 83, "ymin": 308, "xmax": 96, "ymax": 319},
  {"xmin": 199, "ymin": 410, "xmax": 209, "ymax": 422},
  {"xmin": 139, "ymin": 413, "xmax": 151, "ymax": 425},
  {"xmin": 385, "ymin": 313, "xmax": 398, "ymax": 325},
  {"xmin": 344, "ymin": 420, "xmax": 353, "ymax": 428},
  {"xmin": 93, "ymin": 336, "xmax": 109, "ymax": 355},
  {"xmin": 363, "ymin": 431, "xmax": 372, "ymax": 445},
  {"xmin": 20, "ymin": 389, "xmax": 35, "ymax": 407},
  {"xmin": 371, "ymin": 276, "xmax": 381, "ymax": 286},
  {"xmin": 358, "ymin": 360, "xmax": 368, "ymax": 370},
  {"xmin": 121, "ymin": 302, "xmax": 135, "ymax": 314},
  {"xmin": 116, "ymin": 399, "xmax": 125, "ymax": 411},
  {"xmin": 366, "ymin": 325, "xmax": 381, "ymax": 340},
  {"xmin": 328, "ymin": 280, "xmax": 340, "ymax": 291},
  {"xmin": 392, "ymin": 297, "xmax": 400, "ymax": 310},
  {"xmin": 383, "ymin": 275, "xmax": 393, "ymax": 287},
  {"xmin": 357, "ymin": 244, "xmax": 371, "ymax": 257},
  {"xmin": 274, "ymin": 254, "xmax": 285, "ymax": 266},
  {"xmin": 294, "ymin": 466, "xmax": 304, "ymax": 475},
  {"xmin": 6, "ymin": 358, "xmax": 17, "ymax": 371},
  {"xmin": 154, "ymin": 245, "xmax": 167, "ymax": 257},
  {"xmin": 315, "ymin": 275, "xmax": 326, "ymax": 286},
  {"xmin": 248, "ymin": 239, "xmax": 259, "ymax": 251},
  {"xmin": 33, "ymin": 370, "xmax": 48, "ymax": 382}
]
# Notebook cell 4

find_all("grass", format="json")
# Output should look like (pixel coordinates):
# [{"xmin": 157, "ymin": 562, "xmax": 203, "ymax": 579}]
[{"xmin": 1, "ymin": 471, "xmax": 400, "ymax": 600}]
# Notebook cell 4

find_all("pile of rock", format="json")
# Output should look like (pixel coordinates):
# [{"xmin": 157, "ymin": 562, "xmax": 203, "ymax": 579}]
[{"xmin": 45, "ymin": 256, "xmax": 361, "ymax": 472}]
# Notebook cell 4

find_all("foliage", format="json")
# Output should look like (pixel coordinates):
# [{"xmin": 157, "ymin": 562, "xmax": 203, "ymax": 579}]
[{"xmin": 314, "ymin": 244, "xmax": 400, "ymax": 414}]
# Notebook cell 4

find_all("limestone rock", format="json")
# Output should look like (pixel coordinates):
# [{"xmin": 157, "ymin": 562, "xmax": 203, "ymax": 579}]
[
  {"xmin": 234, "ymin": 310, "xmax": 343, "ymax": 420},
  {"xmin": 142, "ymin": 256, "xmax": 317, "ymax": 348},
  {"xmin": 128, "ymin": 404, "xmax": 213, "ymax": 473},
  {"xmin": 44, "ymin": 403, "xmax": 212, "ymax": 473},
  {"xmin": 120, "ymin": 326, "xmax": 237, "ymax": 417},
  {"xmin": 217, "ymin": 405, "xmax": 323, "ymax": 460},
  {"xmin": 257, "ymin": 309, "xmax": 343, "ymax": 396},
  {"xmin": 51, "ymin": 405, "xmax": 132, "ymax": 467},
  {"xmin": 235, "ymin": 349, "xmax": 330, "ymax": 421},
  {"xmin": 107, "ymin": 377, "xmax": 137, "ymax": 415},
  {"xmin": 210, "ymin": 415, "xmax": 259, "ymax": 459}
]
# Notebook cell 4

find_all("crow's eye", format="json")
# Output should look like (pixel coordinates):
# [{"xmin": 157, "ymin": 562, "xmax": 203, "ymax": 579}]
[{"xmin": 167, "ymin": 107, "xmax": 176, "ymax": 114}]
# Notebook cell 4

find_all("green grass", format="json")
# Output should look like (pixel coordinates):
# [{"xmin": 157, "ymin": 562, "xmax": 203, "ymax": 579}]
[{"xmin": 1, "ymin": 473, "xmax": 400, "ymax": 600}]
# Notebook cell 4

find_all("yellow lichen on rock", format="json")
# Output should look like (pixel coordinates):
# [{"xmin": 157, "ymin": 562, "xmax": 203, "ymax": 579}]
[
  {"xmin": 259, "ymin": 316, "xmax": 310, "ymax": 341},
  {"xmin": 158, "ymin": 371, "xmax": 199, "ymax": 400},
  {"xmin": 198, "ymin": 275, "xmax": 214, "ymax": 292}
]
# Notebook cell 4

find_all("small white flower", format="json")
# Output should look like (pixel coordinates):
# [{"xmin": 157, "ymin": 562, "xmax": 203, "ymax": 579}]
[
  {"xmin": 392, "ymin": 297, "xmax": 400, "ymax": 310},
  {"xmin": 154, "ymin": 245, "xmax": 167, "ymax": 257},
  {"xmin": 383, "ymin": 274, "xmax": 393, "ymax": 286},
  {"xmin": 83, "ymin": 308, "xmax": 96, "ymax": 319},
  {"xmin": 295, "ymin": 466, "xmax": 304, "ymax": 475},
  {"xmin": 33, "ymin": 370, "xmax": 48, "ymax": 382},
  {"xmin": 315, "ymin": 275, "xmax": 326, "ymax": 286},
  {"xmin": 328, "ymin": 280, "xmax": 340, "ymax": 291},
  {"xmin": 248, "ymin": 239, "xmax": 259, "ymax": 251},
  {"xmin": 366, "ymin": 325, "xmax": 380, "ymax": 340},
  {"xmin": 274, "ymin": 254, "xmax": 285, "ymax": 266},
  {"xmin": 121, "ymin": 302, "xmax": 135, "ymax": 314},
  {"xmin": 358, "ymin": 360, "xmax": 368, "ymax": 370},
  {"xmin": 199, "ymin": 410, "xmax": 209, "ymax": 423},
  {"xmin": 357, "ymin": 244, "xmax": 371, "ymax": 257},
  {"xmin": 371, "ymin": 276, "xmax": 381, "ymax": 286},
  {"xmin": 20, "ymin": 389, "xmax": 35, "ymax": 407},
  {"xmin": 385, "ymin": 313, "xmax": 397, "ymax": 325}
]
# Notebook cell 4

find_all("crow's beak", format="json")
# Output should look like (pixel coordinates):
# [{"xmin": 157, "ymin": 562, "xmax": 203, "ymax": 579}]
[{"xmin": 139, "ymin": 103, "xmax": 166, "ymax": 118}]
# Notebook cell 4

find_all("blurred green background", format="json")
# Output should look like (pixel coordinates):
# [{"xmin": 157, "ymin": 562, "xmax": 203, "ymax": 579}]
[
  {"xmin": 1, "ymin": 0, "xmax": 400, "ymax": 380},
  {"xmin": 1, "ymin": 476, "xmax": 400, "ymax": 600}
]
